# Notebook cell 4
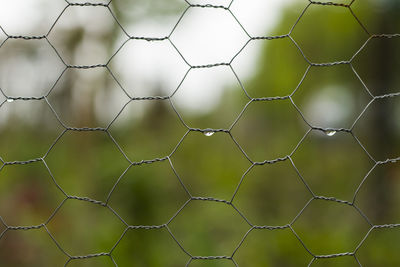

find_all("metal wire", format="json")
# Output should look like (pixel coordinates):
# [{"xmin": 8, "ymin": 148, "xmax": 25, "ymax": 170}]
[{"xmin": 0, "ymin": 0, "xmax": 399, "ymax": 266}]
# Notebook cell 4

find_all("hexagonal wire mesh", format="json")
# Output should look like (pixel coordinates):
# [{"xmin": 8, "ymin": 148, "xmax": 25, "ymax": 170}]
[{"xmin": 0, "ymin": 0, "xmax": 399, "ymax": 266}]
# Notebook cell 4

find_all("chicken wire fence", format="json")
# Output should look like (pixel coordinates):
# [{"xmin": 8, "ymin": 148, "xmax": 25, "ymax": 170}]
[{"xmin": 0, "ymin": 0, "xmax": 399, "ymax": 266}]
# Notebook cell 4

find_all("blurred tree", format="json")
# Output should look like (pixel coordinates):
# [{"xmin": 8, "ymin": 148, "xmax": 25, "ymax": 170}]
[
  {"xmin": 231, "ymin": 1, "xmax": 400, "ymax": 265},
  {"xmin": 1, "ymin": 0, "xmax": 399, "ymax": 266}
]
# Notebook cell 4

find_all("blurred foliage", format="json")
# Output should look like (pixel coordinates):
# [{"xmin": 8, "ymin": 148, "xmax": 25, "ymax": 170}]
[{"xmin": 0, "ymin": 0, "xmax": 400, "ymax": 266}]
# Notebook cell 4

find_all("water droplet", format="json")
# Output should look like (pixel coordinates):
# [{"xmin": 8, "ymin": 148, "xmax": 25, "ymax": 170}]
[
  {"xmin": 6, "ymin": 99, "xmax": 13, "ymax": 103},
  {"xmin": 204, "ymin": 131, "xmax": 214, "ymax": 137},
  {"xmin": 325, "ymin": 130, "xmax": 336, "ymax": 137}
]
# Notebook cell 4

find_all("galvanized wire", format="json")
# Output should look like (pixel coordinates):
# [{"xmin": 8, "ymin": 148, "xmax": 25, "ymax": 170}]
[{"xmin": 0, "ymin": 0, "xmax": 399, "ymax": 266}]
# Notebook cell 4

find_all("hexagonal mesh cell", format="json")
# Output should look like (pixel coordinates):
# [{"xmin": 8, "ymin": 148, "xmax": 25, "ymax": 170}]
[
  {"xmin": 0, "ymin": 0, "xmax": 399, "ymax": 265},
  {"xmin": 46, "ymin": 199, "xmax": 125, "ymax": 257},
  {"xmin": 0, "ymin": 100, "xmax": 64, "ymax": 161},
  {"xmin": 231, "ymin": 37, "xmax": 309, "ymax": 98},
  {"xmin": 112, "ymin": 226, "xmax": 188, "ymax": 266},
  {"xmin": 170, "ymin": 131, "xmax": 251, "ymax": 200},
  {"xmin": 171, "ymin": 66, "xmax": 249, "ymax": 129},
  {"xmin": 168, "ymin": 200, "xmax": 250, "ymax": 256},
  {"xmin": 108, "ymin": 160, "xmax": 190, "ymax": 226},
  {"xmin": 232, "ymin": 160, "xmax": 312, "ymax": 226},
  {"xmin": 47, "ymin": 68, "xmax": 130, "ymax": 128},
  {"xmin": 231, "ymin": 99, "xmax": 307, "ymax": 162},
  {"xmin": 292, "ymin": 64, "xmax": 372, "ymax": 129},
  {"xmin": 354, "ymin": 161, "xmax": 400, "ymax": 225},
  {"xmin": 45, "ymin": 131, "xmax": 130, "ymax": 201},
  {"xmin": 0, "ymin": 227, "xmax": 68, "ymax": 266},
  {"xmin": 0, "ymin": 38, "xmax": 65, "ymax": 97},
  {"xmin": 47, "ymin": 5, "xmax": 127, "ymax": 66},
  {"xmin": 0, "ymin": 161, "xmax": 65, "ymax": 226},
  {"xmin": 109, "ymin": 39, "xmax": 189, "ymax": 97},
  {"xmin": 356, "ymin": 226, "xmax": 400, "ymax": 266},
  {"xmin": 291, "ymin": 4, "xmax": 369, "ymax": 63},
  {"xmin": 291, "ymin": 130, "xmax": 374, "ymax": 201},
  {"xmin": 292, "ymin": 199, "xmax": 370, "ymax": 256},
  {"xmin": 234, "ymin": 227, "xmax": 312, "ymax": 266},
  {"xmin": 170, "ymin": 7, "xmax": 249, "ymax": 66},
  {"xmin": 0, "ymin": 1, "xmax": 66, "ymax": 36}
]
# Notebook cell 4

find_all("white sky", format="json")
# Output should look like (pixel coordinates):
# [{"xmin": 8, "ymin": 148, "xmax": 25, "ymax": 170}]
[{"xmin": 0, "ymin": 0, "xmax": 297, "ymax": 121}]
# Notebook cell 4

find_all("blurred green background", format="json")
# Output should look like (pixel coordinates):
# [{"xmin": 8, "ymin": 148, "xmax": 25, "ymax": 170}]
[{"xmin": 0, "ymin": 0, "xmax": 399, "ymax": 266}]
